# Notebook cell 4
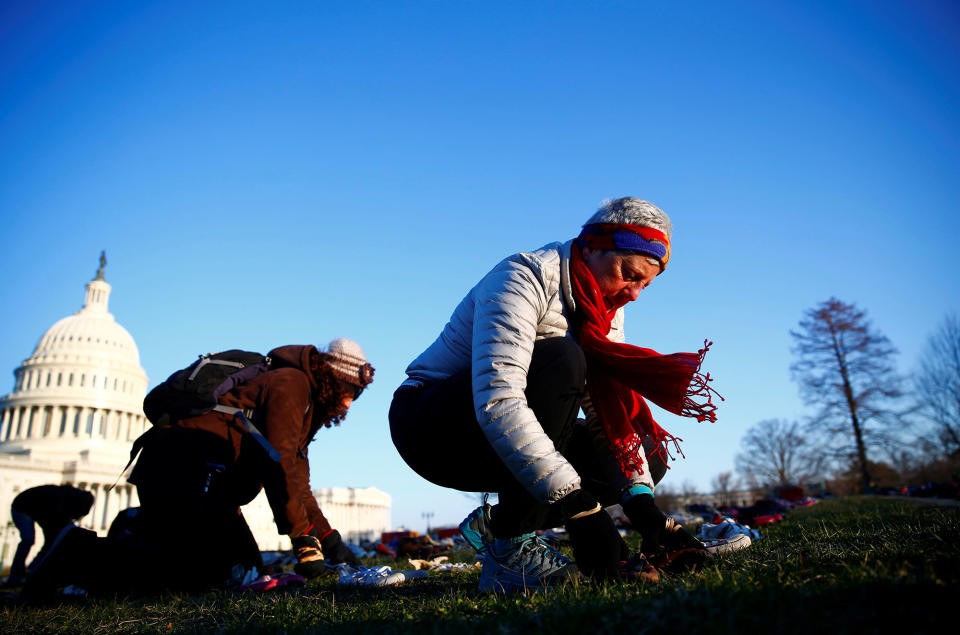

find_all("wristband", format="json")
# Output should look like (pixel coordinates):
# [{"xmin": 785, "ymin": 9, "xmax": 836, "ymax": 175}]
[{"xmin": 620, "ymin": 485, "xmax": 654, "ymax": 504}]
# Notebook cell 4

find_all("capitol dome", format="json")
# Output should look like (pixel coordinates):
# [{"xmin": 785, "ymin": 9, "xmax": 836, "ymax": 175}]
[{"xmin": 0, "ymin": 255, "xmax": 149, "ymax": 463}]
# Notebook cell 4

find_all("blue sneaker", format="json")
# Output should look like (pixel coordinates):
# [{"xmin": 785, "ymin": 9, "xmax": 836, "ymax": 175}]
[
  {"xmin": 478, "ymin": 534, "xmax": 578, "ymax": 593},
  {"xmin": 458, "ymin": 503, "xmax": 495, "ymax": 556}
]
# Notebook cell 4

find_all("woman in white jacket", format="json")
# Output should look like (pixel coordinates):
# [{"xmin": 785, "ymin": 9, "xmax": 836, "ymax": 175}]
[{"xmin": 390, "ymin": 198, "xmax": 718, "ymax": 592}]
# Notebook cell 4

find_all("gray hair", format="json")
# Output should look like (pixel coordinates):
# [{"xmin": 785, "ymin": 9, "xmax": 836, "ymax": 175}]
[{"xmin": 583, "ymin": 197, "xmax": 672, "ymax": 238}]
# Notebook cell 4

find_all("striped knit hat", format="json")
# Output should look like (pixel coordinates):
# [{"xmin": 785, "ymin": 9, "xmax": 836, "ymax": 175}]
[{"xmin": 325, "ymin": 338, "xmax": 375, "ymax": 389}]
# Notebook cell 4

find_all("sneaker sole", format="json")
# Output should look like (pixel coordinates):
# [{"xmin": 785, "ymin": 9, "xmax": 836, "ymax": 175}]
[
  {"xmin": 478, "ymin": 563, "xmax": 580, "ymax": 593},
  {"xmin": 478, "ymin": 575, "xmax": 572, "ymax": 594}
]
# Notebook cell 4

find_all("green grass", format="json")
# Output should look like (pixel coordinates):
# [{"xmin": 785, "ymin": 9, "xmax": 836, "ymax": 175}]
[{"xmin": 3, "ymin": 496, "xmax": 958, "ymax": 633}]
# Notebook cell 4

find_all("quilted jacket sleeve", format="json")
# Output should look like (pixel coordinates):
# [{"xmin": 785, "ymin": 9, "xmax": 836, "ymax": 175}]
[{"xmin": 471, "ymin": 256, "xmax": 582, "ymax": 504}]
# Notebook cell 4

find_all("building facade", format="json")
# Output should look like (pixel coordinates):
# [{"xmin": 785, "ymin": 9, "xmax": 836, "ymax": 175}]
[
  {"xmin": 314, "ymin": 487, "xmax": 392, "ymax": 544},
  {"xmin": 1, "ymin": 257, "xmax": 391, "ymax": 574}
]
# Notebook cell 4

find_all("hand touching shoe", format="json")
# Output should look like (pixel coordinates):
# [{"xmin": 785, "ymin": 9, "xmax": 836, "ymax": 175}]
[
  {"xmin": 558, "ymin": 490, "xmax": 622, "ymax": 581},
  {"xmin": 291, "ymin": 532, "xmax": 326, "ymax": 579},
  {"xmin": 320, "ymin": 529, "xmax": 361, "ymax": 568},
  {"xmin": 622, "ymin": 494, "xmax": 707, "ymax": 571},
  {"xmin": 621, "ymin": 494, "xmax": 668, "ymax": 555}
]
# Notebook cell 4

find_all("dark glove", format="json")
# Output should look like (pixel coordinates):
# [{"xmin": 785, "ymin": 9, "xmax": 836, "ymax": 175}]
[
  {"xmin": 663, "ymin": 519, "xmax": 706, "ymax": 551},
  {"xmin": 622, "ymin": 495, "xmax": 707, "ymax": 571},
  {"xmin": 320, "ymin": 529, "xmax": 361, "ymax": 567},
  {"xmin": 291, "ymin": 533, "xmax": 327, "ymax": 579},
  {"xmin": 558, "ymin": 490, "xmax": 622, "ymax": 581},
  {"xmin": 621, "ymin": 494, "xmax": 668, "ymax": 555}
]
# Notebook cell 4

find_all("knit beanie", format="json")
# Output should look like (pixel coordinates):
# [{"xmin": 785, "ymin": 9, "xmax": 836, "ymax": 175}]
[{"xmin": 326, "ymin": 338, "xmax": 375, "ymax": 388}]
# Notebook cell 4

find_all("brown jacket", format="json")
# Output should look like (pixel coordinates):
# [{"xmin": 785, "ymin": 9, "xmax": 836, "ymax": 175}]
[{"xmin": 173, "ymin": 345, "xmax": 331, "ymax": 537}]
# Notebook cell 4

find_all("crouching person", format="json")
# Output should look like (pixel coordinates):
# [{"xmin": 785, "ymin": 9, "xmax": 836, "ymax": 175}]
[
  {"xmin": 389, "ymin": 198, "xmax": 718, "ymax": 592},
  {"xmin": 4, "ymin": 485, "xmax": 93, "ymax": 587},
  {"xmin": 23, "ymin": 339, "xmax": 372, "ymax": 599},
  {"xmin": 130, "ymin": 339, "xmax": 372, "ymax": 586}
]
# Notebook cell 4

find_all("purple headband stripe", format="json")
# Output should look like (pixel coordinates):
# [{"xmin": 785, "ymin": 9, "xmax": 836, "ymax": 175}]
[{"xmin": 612, "ymin": 231, "xmax": 668, "ymax": 260}]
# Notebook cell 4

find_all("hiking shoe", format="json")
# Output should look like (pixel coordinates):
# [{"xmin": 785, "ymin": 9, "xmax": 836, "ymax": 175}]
[
  {"xmin": 478, "ymin": 534, "xmax": 579, "ymax": 593},
  {"xmin": 458, "ymin": 503, "xmax": 495, "ymax": 556}
]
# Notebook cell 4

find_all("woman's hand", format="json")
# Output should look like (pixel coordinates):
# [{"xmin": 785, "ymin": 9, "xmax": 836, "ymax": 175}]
[{"xmin": 557, "ymin": 490, "xmax": 623, "ymax": 581}]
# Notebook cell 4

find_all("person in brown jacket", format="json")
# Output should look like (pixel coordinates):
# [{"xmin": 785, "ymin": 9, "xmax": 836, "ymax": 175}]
[
  {"xmin": 22, "ymin": 339, "xmax": 374, "ymax": 598},
  {"xmin": 129, "ymin": 338, "xmax": 374, "ymax": 583}
]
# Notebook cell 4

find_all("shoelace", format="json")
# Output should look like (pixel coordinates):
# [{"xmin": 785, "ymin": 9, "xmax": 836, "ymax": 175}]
[{"xmin": 512, "ymin": 536, "xmax": 568, "ymax": 571}]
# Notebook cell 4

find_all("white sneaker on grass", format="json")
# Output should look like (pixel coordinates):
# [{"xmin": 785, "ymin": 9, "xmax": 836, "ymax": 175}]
[{"xmin": 702, "ymin": 533, "xmax": 752, "ymax": 555}]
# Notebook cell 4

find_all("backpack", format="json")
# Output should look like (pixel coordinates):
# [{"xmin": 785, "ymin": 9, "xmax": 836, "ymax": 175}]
[
  {"xmin": 143, "ymin": 350, "xmax": 271, "ymax": 426},
  {"xmin": 113, "ymin": 350, "xmax": 283, "ymax": 491}
]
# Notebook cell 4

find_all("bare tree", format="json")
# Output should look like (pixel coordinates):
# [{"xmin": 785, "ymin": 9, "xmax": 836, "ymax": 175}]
[
  {"xmin": 790, "ymin": 298, "xmax": 903, "ymax": 492},
  {"xmin": 711, "ymin": 471, "xmax": 737, "ymax": 504},
  {"xmin": 915, "ymin": 314, "xmax": 960, "ymax": 455},
  {"xmin": 735, "ymin": 418, "xmax": 827, "ymax": 487},
  {"xmin": 680, "ymin": 479, "xmax": 700, "ymax": 499}
]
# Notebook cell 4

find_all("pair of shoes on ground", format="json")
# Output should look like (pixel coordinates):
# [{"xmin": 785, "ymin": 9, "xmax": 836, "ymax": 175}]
[
  {"xmin": 459, "ymin": 504, "xmax": 578, "ymax": 593},
  {"xmin": 458, "ymin": 504, "xmax": 752, "ymax": 592}
]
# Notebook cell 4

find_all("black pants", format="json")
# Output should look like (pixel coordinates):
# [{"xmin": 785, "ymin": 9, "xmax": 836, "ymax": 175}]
[
  {"xmin": 390, "ymin": 337, "xmax": 665, "ymax": 537},
  {"xmin": 123, "ymin": 427, "xmax": 264, "ymax": 591}
]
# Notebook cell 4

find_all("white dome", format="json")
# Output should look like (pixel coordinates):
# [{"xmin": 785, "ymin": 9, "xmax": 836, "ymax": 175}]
[
  {"xmin": 28, "ymin": 279, "xmax": 145, "ymax": 384},
  {"xmin": 0, "ymin": 258, "xmax": 150, "ymax": 462}
]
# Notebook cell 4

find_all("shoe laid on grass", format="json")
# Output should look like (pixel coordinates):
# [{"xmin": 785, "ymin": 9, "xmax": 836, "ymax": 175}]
[
  {"xmin": 459, "ymin": 503, "xmax": 495, "ymax": 556},
  {"xmin": 702, "ymin": 533, "xmax": 752, "ymax": 555},
  {"xmin": 478, "ymin": 534, "xmax": 579, "ymax": 593}
]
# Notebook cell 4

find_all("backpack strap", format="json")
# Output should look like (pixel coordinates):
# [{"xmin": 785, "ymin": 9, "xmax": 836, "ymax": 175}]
[
  {"xmin": 188, "ymin": 356, "xmax": 249, "ymax": 381},
  {"xmin": 107, "ymin": 426, "xmax": 160, "ymax": 491},
  {"xmin": 213, "ymin": 405, "xmax": 282, "ymax": 463}
]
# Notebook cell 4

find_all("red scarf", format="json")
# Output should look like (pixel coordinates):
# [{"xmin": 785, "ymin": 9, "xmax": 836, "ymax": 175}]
[{"xmin": 570, "ymin": 245, "xmax": 721, "ymax": 475}]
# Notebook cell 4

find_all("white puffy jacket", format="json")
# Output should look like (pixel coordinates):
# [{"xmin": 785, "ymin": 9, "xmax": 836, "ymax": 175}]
[{"xmin": 403, "ymin": 240, "xmax": 652, "ymax": 504}]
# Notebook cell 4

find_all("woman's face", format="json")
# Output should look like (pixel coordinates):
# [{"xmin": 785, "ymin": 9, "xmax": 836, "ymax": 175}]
[{"xmin": 581, "ymin": 246, "xmax": 659, "ymax": 311}]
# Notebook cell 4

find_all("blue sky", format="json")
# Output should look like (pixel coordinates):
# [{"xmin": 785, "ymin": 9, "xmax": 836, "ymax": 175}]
[{"xmin": 1, "ymin": 1, "xmax": 958, "ymax": 531}]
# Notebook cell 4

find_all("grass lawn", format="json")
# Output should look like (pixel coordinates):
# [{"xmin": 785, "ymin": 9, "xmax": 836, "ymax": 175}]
[{"xmin": 2, "ymin": 496, "xmax": 957, "ymax": 633}]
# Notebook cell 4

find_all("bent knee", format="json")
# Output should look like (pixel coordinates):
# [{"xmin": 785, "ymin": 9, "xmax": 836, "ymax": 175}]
[{"xmin": 530, "ymin": 337, "xmax": 586, "ymax": 389}]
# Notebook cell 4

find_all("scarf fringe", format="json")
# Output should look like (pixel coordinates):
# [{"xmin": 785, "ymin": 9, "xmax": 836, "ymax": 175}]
[
  {"xmin": 680, "ymin": 340, "xmax": 725, "ymax": 422},
  {"xmin": 613, "ymin": 431, "xmax": 686, "ymax": 476}
]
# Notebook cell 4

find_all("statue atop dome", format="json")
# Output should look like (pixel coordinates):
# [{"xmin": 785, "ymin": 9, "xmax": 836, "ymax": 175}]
[{"xmin": 95, "ymin": 251, "xmax": 107, "ymax": 281}]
